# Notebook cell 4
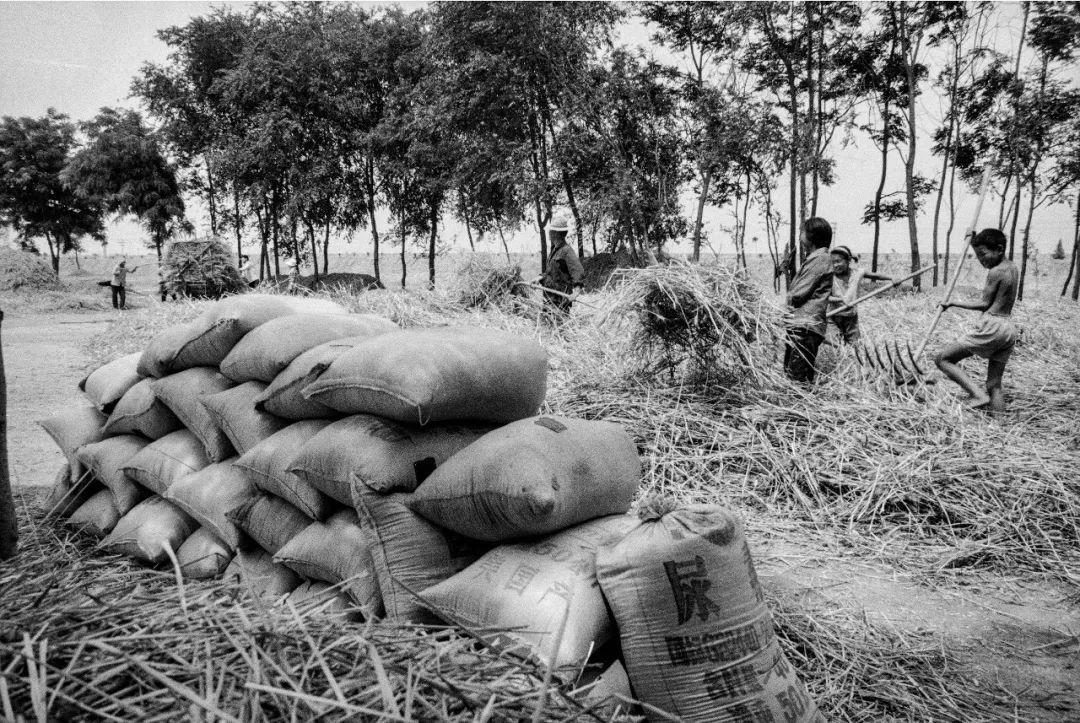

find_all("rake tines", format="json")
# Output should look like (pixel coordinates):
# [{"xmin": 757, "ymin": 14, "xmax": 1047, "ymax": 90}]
[{"xmin": 853, "ymin": 337, "xmax": 930, "ymax": 386}]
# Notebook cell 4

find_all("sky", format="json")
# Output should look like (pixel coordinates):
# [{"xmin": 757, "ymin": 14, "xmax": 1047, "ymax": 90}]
[{"xmin": 0, "ymin": 1, "xmax": 1076, "ymax": 260}]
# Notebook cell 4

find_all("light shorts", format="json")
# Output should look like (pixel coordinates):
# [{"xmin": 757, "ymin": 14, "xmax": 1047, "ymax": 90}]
[{"xmin": 958, "ymin": 314, "xmax": 1017, "ymax": 363}]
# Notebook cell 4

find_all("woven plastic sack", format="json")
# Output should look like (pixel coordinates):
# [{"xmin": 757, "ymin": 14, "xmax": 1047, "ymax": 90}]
[
  {"xmin": 220, "ymin": 313, "xmax": 397, "ymax": 383},
  {"xmin": 352, "ymin": 481, "xmax": 489, "ymax": 622},
  {"xmin": 163, "ymin": 460, "xmax": 256, "ymax": 550},
  {"xmin": 101, "ymin": 496, "xmax": 197, "ymax": 565},
  {"xmin": 151, "ymin": 367, "xmax": 236, "ymax": 461},
  {"xmin": 80, "ymin": 352, "xmax": 142, "ymax": 414},
  {"xmin": 303, "ymin": 326, "xmax": 548, "ymax": 425},
  {"xmin": 200, "ymin": 381, "xmax": 289, "ymax": 455},
  {"xmin": 66, "ymin": 489, "xmax": 120, "ymax": 537},
  {"xmin": 274, "ymin": 508, "xmax": 382, "ymax": 617},
  {"xmin": 177, "ymin": 526, "xmax": 234, "ymax": 579},
  {"xmin": 234, "ymin": 421, "xmax": 336, "ymax": 521},
  {"xmin": 224, "ymin": 548, "xmax": 301, "ymax": 600},
  {"xmin": 407, "ymin": 416, "xmax": 641, "ymax": 541},
  {"xmin": 595, "ymin": 505, "xmax": 823, "ymax": 723},
  {"xmin": 76, "ymin": 435, "xmax": 152, "ymax": 515},
  {"xmin": 37, "ymin": 405, "xmax": 107, "ymax": 483},
  {"xmin": 121, "ymin": 430, "xmax": 210, "ymax": 495},
  {"xmin": 226, "ymin": 493, "xmax": 312, "ymax": 555},
  {"xmin": 254, "ymin": 337, "xmax": 370, "ymax": 420},
  {"xmin": 138, "ymin": 322, "xmax": 200, "ymax": 378},
  {"xmin": 103, "ymin": 379, "xmax": 183, "ymax": 439},
  {"xmin": 420, "ymin": 515, "xmax": 636, "ymax": 668}
]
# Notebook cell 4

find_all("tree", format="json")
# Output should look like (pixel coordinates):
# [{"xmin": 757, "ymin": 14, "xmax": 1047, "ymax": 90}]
[
  {"xmin": 0, "ymin": 310, "xmax": 14, "ymax": 561},
  {"xmin": 0, "ymin": 111, "xmax": 105, "ymax": 274}
]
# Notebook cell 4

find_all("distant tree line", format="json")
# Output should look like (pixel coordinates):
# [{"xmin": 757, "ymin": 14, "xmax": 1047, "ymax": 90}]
[{"xmin": 1, "ymin": 1, "xmax": 1079, "ymax": 300}]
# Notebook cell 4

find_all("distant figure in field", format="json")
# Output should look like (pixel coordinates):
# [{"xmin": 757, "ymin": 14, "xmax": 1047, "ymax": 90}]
[
  {"xmin": 238, "ymin": 255, "xmax": 258, "ymax": 288},
  {"xmin": 827, "ymin": 245, "xmax": 892, "ymax": 344},
  {"xmin": 286, "ymin": 259, "xmax": 302, "ymax": 295},
  {"xmin": 934, "ymin": 228, "xmax": 1018, "ymax": 413},
  {"xmin": 110, "ymin": 259, "xmax": 138, "ymax": 310},
  {"xmin": 539, "ymin": 212, "xmax": 584, "ymax": 317},
  {"xmin": 783, "ymin": 217, "xmax": 834, "ymax": 384}
]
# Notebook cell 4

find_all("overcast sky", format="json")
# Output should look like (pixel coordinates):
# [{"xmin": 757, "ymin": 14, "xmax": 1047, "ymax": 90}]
[{"xmin": 0, "ymin": 1, "xmax": 1075, "ymax": 259}]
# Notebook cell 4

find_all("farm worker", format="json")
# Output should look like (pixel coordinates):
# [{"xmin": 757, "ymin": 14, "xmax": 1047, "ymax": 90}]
[
  {"xmin": 110, "ymin": 258, "xmax": 138, "ymax": 310},
  {"xmin": 286, "ymin": 259, "xmax": 301, "ymax": 295},
  {"xmin": 783, "ymin": 217, "xmax": 833, "ymax": 384},
  {"xmin": 238, "ymin": 255, "xmax": 258, "ymax": 288},
  {"xmin": 827, "ymin": 245, "xmax": 892, "ymax": 344},
  {"xmin": 934, "ymin": 228, "xmax": 1018, "ymax": 413},
  {"xmin": 538, "ymin": 212, "xmax": 584, "ymax": 317}
]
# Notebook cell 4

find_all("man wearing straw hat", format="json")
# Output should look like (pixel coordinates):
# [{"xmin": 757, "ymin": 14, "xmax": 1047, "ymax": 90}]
[
  {"xmin": 539, "ymin": 212, "xmax": 584, "ymax": 317},
  {"xmin": 783, "ymin": 218, "xmax": 833, "ymax": 384}
]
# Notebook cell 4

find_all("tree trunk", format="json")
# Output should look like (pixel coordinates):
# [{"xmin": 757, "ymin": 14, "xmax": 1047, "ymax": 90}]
[
  {"xmin": 0, "ymin": 310, "xmax": 16, "ymax": 560},
  {"xmin": 739, "ymin": 169, "xmax": 752, "ymax": 269},
  {"xmin": 365, "ymin": 157, "xmax": 381, "ymax": 283},
  {"xmin": 205, "ymin": 157, "xmax": 219, "ymax": 236},
  {"xmin": 271, "ymin": 187, "xmax": 280, "ymax": 278},
  {"xmin": 535, "ymin": 199, "xmax": 549, "ymax": 275},
  {"xmin": 233, "ymin": 185, "xmax": 244, "ymax": 263},
  {"xmin": 399, "ymin": 199, "xmax": 407, "ymax": 290},
  {"xmin": 497, "ymin": 226, "xmax": 511, "ymax": 264},
  {"xmin": 1008, "ymin": 186, "xmax": 1022, "ymax": 264},
  {"xmin": 464, "ymin": 214, "xmax": 475, "ymax": 252},
  {"xmin": 691, "ymin": 168, "xmax": 712, "ymax": 264},
  {"xmin": 872, "ymin": 98, "xmax": 890, "ymax": 274},
  {"xmin": 74, "ymin": 247, "xmax": 81, "ymax": 270},
  {"xmin": 930, "ymin": 89, "xmax": 956, "ymax": 287},
  {"xmin": 1018, "ymin": 174, "xmax": 1035, "ymax": 301},
  {"xmin": 45, "ymin": 232, "xmax": 60, "ymax": 276},
  {"xmin": 1062, "ymin": 189, "xmax": 1079, "ymax": 297},
  {"xmin": 323, "ymin": 223, "xmax": 330, "ymax": 274},
  {"xmin": 899, "ymin": 5, "xmax": 922, "ymax": 290},
  {"xmin": 561, "ymin": 170, "xmax": 584, "ymax": 259},
  {"xmin": 428, "ymin": 201, "xmax": 437, "ymax": 291},
  {"xmin": 307, "ymin": 221, "xmax": 320, "ymax": 281}
]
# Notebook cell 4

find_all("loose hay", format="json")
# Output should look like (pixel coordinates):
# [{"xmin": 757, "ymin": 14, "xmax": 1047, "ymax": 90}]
[
  {"xmin": 0, "ymin": 247, "xmax": 59, "ymax": 291},
  {"xmin": 452, "ymin": 256, "xmax": 531, "ymax": 310}
]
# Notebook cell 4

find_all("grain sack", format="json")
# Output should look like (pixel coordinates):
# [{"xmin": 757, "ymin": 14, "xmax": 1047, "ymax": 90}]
[
  {"xmin": 285, "ymin": 582, "xmax": 358, "ymax": 620},
  {"xmin": 169, "ymin": 294, "xmax": 350, "ymax": 371},
  {"xmin": 224, "ymin": 548, "xmax": 301, "ymax": 600},
  {"xmin": 67, "ymin": 489, "xmax": 121, "ymax": 537},
  {"xmin": 274, "ymin": 509, "xmax": 382, "ymax": 617},
  {"xmin": 254, "ymin": 337, "xmax": 370, "ymax": 420},
  {"xmin": 219, "ymin": 313, "xmax": 398, "ymax": 383},
  {"xmin": 137, "ymin": 322, "xmax": 202, "ymax": 377},
  {"xmin": 163, "ymin": 460, "xmax": 256, "ymax": 550},
  {"xmin": 121, "ymin": 430, "xmax": 210, "ymax": 495},
  {"xmin": 352, "ymin": 481, "xmax": 489, "ymax": 622},
  {"xmin": 303, "ymin": 326, "xmax": 548, "ymax": 425},
  {"xmin": 595, "ymin": 504, "xmax": 822, "ymax": 723},
  {"xmin": 200, "ymin": 381, "xmax": 289, "ymax": 455},
  {"xmin": 226, "ymin": 494, "xmax": 312, "ymax": 555},
  {"xmin": 76, "ymin": 435, "xmax": 152, "ymax": 515},
  {"xmin": 407, "ymin": 416, "xmax": 641, "ymax": 541},
  {"xmin": 44, "ymin": 463, "xmax": 96, "ymax": 518},
  {"xmin": 37, "ymin": 405, "xmax": 107, "ymax": 482},
  {"xmin": 151, "ymin": 367, "xmax": 236, "ymax": 461},
  {"xmin": 100, "ymin": 496, "xmax": 197, "ymax": 565},
  {"xmin": 234, "ymin": 421, "xmax": 336, "ymax": 520},
  {"xmin": 419, "ymin": 515, "xmax": 635, "ymax": 668},
  {"xmin": 291, "ymin": 415, "xmax": 492, "ymax": 499},
  {"xmin": 177, "ymin": 526, "xmax": 234, "ymax": 579},
  {"xmin": 103, "ymin": 379, "xmax": 183, "ymax": 439},
  {"xmin": 79, "ymin": 352, "xmax": 142, "ymax": 414}
]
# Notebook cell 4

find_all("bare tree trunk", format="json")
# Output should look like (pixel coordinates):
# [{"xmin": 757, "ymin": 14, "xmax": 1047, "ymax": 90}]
[
  {"xmin": 691, "ymin": 169, "xmax": 712, "ymax": 263},
  {"xmin": 1008, "ymin": 186, "xmax": 1022, "ymax": 264},
  {"xmin": 307, "ymin": 221, "xmax": 320, "ymax": 281},
  {"xmin": 739, "ymin": 170, "xmax": 752, "ymax": 269},
  {"xmin": 400, "ymin": 205, "xmax": 407, "ymax": 290},
  {"xmin": 204, "ymin": 156, "xmax": 219, "ymax": 236},
  {"xmin": 497, "ymin": 226, "xmax": 511, "ymax": 264},
  {"xmin": 428, "ymin": 201, "xmax": 437, "ymax": 290},
  {"xmin": 365, "ymin": 157, "xmax": 381, "ymax": 284},
  {"xmin": 561, "ymin": 170, "xmax": 584, "ymax": 259},
  {"xmin": 1062, "ymin": 189, "xmax": 1079, "ymax": 297},
  {"xmin": 233, "ymin": 185, "xmax": 244, "ymax": 263},
  {"xmin": 943, "ymin": 134, "xmax": 959, "ymax": 285},
  {"xmin": 464, "ymin": 215, "xmax": 475, "ymax": 252},
  {"xmin": 323, "ymin": 223, "xmax": 330, "ymax": 274},
  {"xmin": 0, "ymin": 310, "xmax": 16, "ymax": 560}
]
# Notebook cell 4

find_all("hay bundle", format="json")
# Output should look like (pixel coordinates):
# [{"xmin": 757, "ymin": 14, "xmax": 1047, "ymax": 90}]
[
  {"xmin": 453, "ymin": 256, "xmax": 529, "ymax": 309},
  {"xmin": 162, "ymin": 238, "xmax": 243, "ymax": 299},
  {"xmin": 0, "ymin": 246, "xmax": 59, "ymax": 290}
]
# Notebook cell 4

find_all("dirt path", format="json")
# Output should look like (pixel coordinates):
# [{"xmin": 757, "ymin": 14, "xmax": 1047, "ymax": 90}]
[{"xmin": 4, "ymin": 310, "xmax": 114, "ymax": 488}]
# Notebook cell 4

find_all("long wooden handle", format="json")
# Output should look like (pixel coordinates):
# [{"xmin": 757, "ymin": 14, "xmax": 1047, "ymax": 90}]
[
  {"xmin": 913, "ymin": 165, "xmax": 995, "ymax": 360},
  {"xmin": 826, "ymin": 263, "xmax": 936, "ymax": 318}
]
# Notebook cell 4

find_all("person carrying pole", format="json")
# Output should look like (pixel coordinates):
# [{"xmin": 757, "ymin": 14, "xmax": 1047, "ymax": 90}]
[
  {"xmin": 538, "ymin": 213, "xmax": 584, "ymax": 318},
  {"xmin": 109, "ymin": 258, "xmax": 139, "ymax": 310},
  {"xmin": 827, "ymin": 246, "xmax": 893, "ymax": 345},
  {"xmin": 783, "ymin": 218, "xmax": 833, "ymax": 384}
]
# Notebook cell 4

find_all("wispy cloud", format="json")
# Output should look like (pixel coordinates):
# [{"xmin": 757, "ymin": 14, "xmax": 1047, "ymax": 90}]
[{"xmin": 0, "ymin": 56, "xmax": 96, "ymax": 70}]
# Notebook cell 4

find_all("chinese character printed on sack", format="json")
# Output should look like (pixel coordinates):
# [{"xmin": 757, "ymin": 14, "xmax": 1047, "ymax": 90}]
[{"xmin": 663, "ymin": 555, "xmax": 722, "ymax": 624}]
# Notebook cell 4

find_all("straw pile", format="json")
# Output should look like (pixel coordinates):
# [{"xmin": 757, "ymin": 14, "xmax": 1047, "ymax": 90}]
[
  {"xmin": 0, "ymin": 247, "xmax": 59, "ymax": 291},
  {"xmin": 162, "ymin": 238, "xmax": 244, "ymax": 298},
  {"xmin": 453, "ymin": 256, "xmax": 531, "ymax": 310}
]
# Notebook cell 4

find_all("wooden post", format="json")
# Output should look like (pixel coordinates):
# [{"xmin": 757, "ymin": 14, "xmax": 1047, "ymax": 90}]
[{"xmin": 0, "ymin": 310, "xmax": 17, "ymax": 560}]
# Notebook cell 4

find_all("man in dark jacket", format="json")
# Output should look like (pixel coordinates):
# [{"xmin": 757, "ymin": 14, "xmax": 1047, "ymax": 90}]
[
  {"xmin": 541, "ymin": 213, "xmax": 584, "ymax": 316},
  {"xmin": 783, "ymin": 218, "xmax": 833, "ymax": 384}
]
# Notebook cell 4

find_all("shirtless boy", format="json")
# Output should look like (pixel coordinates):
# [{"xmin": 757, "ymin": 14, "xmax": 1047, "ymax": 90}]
[{"xmin": 934, "ymin": 228, "xmax": 1018, "ymax": 412}]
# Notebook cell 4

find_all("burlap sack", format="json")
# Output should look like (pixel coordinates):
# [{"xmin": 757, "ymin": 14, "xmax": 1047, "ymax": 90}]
[
  {"xmin": 595, "ymin": 505, "xmax": 823, "ymax": 723},
  {"xmin": 80, "ymin": 352, "xmax": 142, "ymax": 414},
  {"xmin": 303, "ymin": 326, "xmax": 548, "ymax": 425},
  {"xmin": 234, "ymin": 421, "xmax": 337, "ymax": 521},
  {"xmin": 200, "ymin": 381, "xmax": 289, "ymax": 455},
  {"xmin": 121, "ymin": 430, "xmax": 210, "ymax": 495},
  {"xmin": 223, "ymin": 548, "xmax": 301, "ymax": 600},
  {"xmin": 101, "ymin": 496, "xmax": 197, "ymax": 565},
  {"xmin": 220, "ymin": 313, "xmax": 397, "ymax": 383},
  {"xmin": 163, "ymin": 460, "xmax": 256, "ymax": 550},
  {"xmin": 419, "ymin": 515, "xmax": 635, "ymax": 668},
  {"xmin": 226, "ymin": 493, "xmax": 312, "ymax": 555},
  {"xmin": 151, "ymin": 367, "xmax": 236, "ymax": 461},
  {"xmin": 406, "ymin": 416, "xmax": 641, "ymax": 541},
  {"xmin": 37, "ymin": 405, "xmax": 107, "ymax": 483},
  {"xmin": 254, "ymin": 337, "xmax": 370, "ymax": 420},
  {"xmin": 103, "ymin": 379, "xmax": 183, "ymax": 439},
  {"xmin": 76, "ymin": 435, "xmax": 152, "ymax": 515},
  {"xmin": 177, "ymin": 526, "xmax": 234, "ymax": 579},
  {"xmin": 67, "ymin": 489, "xmax": 121, "ymax": 537},
  {"xmin": 137, "ymin": 322, "xmax": 202, "ymax": 378}
]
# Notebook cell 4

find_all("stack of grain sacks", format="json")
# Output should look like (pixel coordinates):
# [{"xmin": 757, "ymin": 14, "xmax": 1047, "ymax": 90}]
[{"xmin": 38, "ymin": 292, "xmax": 823, "ymax": 722}]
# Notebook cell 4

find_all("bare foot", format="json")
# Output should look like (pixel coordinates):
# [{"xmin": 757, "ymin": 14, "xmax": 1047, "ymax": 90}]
[{"xmin": 965, "ymin": 394, "xmax": 991, "ymax": 409}]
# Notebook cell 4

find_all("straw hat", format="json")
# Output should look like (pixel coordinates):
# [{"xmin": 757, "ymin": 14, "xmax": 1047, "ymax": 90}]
[{"xmin": 549, "ymin": 213, "xmax": 570, "ymax": 233}]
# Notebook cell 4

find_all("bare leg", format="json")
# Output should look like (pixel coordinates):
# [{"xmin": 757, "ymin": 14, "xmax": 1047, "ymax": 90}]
[
  {"xmin": 985, "ymin": 359, "xmax": 1007, "ymax": 415},
  {"xmin": 935, "ymin": 343, "xmax": 990, "ymax": 408}
]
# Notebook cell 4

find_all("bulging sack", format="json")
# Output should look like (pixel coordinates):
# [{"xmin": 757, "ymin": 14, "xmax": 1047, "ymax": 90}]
[
  {"xmin": 80, "ymin": 352, "xmax": 142, "ymax": 414},
  {"xmin": 291, "ymin": 415, "xmax": 492, "ymax": 499},
  {"xmin": 76, "ymin": 435, "xmax": 152, "ymax": 515},
  {"xmin": 224, "ymin": 548, "xmax": 302, "ymax": 600},
  {"xmin": 420, "ymin": 515, "xmax": 636, "ymax": 668},
  {"xmin": 121, "ymin": 430, "xmax": 210, "ymax": 495},
  {"xmin": 103, "ymin": 379, "xmax": 183, "ymax": 439},
  {"xmin": 407, "ymin": 416, "xmax": 641, "ymax": 541},
  {"xmin": 151, "ymin": 367, "xmax": 236, "ymax": 461},
  {"xmin": 303, "ymin": 326, "xmax": 548, "ymax": 425},
  {"xmin": 177, "ymin": 526, "xmax": 234, "ymax": 579},
  {"xmin": 163, "ymin": 460, "xmax": 256, "ymax": 550},
  {"xmin": 274, "ymin": 509, "xmax": 382, "ymax": 617},
  {"xmin": 226, "ymin": 493, "xmax": 312, "ymax": 555},
  {"xmin": 200, "ymin": 382, "xmax": 289, "ymax": 455},
  {"xmin": 255, "ymin": 337, "xmax": 371, "ymax": 420},
  {"xmin": 352, "ymin": 480, "xmax": 489, "ymax": 622},
  {"xmin": 37, "ymin": 405, "xmax": 107, "ymax": 483},
  {"xmin": 220, "ymin": 313, "xmax": 398, "ymax": 383},
  {"xmin": 138, "ymin": 322, "xmax": 201, "ymax": 378},
  {"xmin": 595, "ymin": 505, "xmax": 823, "ymax": 723},
  {"xmin": 234, "ymin": 421, "xmax": 336, "ymax": 521},
  {"xmin": 67, "ymin": 489, "xmax": 121, "ymax": 537},
  {"xmin": 101, "ymin": 496, "xmax": 197, "ymax": 565},
  {"xmin": 285, "ymin": 582, "xmax": 359, "ymax": 621}
]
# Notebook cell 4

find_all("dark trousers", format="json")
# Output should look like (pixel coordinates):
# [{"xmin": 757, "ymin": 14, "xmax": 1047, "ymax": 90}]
[
  {"xmin": 784, "ymin": 328, "xmax": 824, "ymax": 384},
  {"xmin": 829, "ymin": 314, "xmax": 860, "ymax": 344},
  {"xmin": 110, "ymin": 284, "xmax": 126, "ymax": 309}
]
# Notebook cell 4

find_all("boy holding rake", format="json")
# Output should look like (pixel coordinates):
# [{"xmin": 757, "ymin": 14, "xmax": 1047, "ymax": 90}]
[{"xmin": 934, "ymin": 228, "xmax": 1018, "ymax": 413}]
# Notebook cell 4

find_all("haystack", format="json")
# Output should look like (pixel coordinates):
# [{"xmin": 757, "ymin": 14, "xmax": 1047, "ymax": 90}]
[
  {"xmin": 162, "ymin": 238, "xmax": 243, "ymax": 299},
  {"xmin": 453, "ymin": 256, "xmax": 531, "ymax": 309},
  {"xmin": 0, "ymin": 246, "xmax": 59, "ymax": 291}
]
